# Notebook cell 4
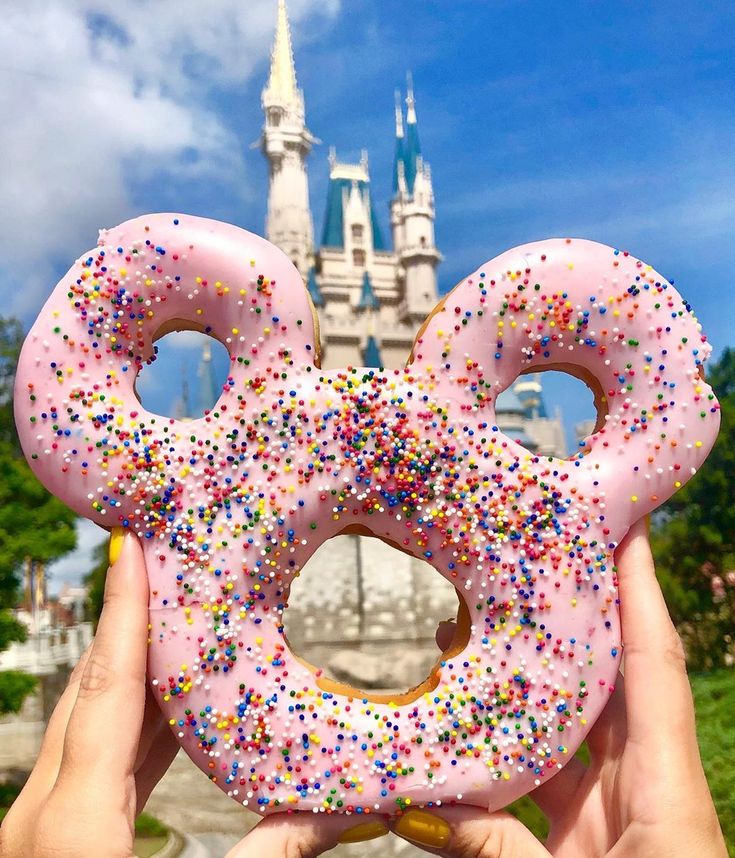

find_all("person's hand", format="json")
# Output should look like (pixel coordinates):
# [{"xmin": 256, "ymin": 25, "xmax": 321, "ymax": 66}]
[
  {"xmin": 382, "ymin": 518, "xmax": 727, "ymax": 857},
  {"xmin": 0, "ymin": 530, "xmax": 179, "ymax": 858},
  {"xmin": 2, "ymin": 521, "xmax": 727, "ymax": 858}
]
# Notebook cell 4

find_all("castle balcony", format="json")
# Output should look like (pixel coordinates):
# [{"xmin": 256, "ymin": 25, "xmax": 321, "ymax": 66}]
[
  {"xmin": 320, "ymin": 315, "xmax": 416, "ymax": 349},
  {"xmin": 398, "ymin": 243, "xmax": 442, "ymax": 264}
]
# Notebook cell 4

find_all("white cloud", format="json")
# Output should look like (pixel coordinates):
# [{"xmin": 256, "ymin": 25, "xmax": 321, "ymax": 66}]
[{"xmin": 0, "ymin": 0, "xmax": 340, "ymax": 317}]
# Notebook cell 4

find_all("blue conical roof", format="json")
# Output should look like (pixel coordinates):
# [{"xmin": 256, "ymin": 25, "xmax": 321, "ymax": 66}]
[
  {"xmin": 306, "ymin": 267, "xmax": 324, "ymax": 308},
  {"xmin": 363, "ymin": 335, "xmax": 383, "ymax": 367},
  {"xmin": 357, "ymin": 271, "xmax": 379, "ymax": 311},
  {"xmin": 393, "ymin": 134, "xmax": 405, "ymax": 194},
  {"xmin": 321, "ymin": 177, "xmax": 386, "ymax": 250},
  {"xmin": 404, "ymin": 117, "xmax": 421, "ymax": 195}
]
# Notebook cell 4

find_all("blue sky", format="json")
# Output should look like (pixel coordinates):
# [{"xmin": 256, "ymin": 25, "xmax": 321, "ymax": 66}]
[{"xmin": 2, "ymin": 0, "xmax": 733, "ymax": 586}]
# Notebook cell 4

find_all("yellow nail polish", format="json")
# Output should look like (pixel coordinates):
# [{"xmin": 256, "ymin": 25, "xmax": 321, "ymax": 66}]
[
  {"xmin": 337, "ymin": 820, "xmax": 389, "ymax": 844},
  {"xmin": 108, "ymin": 527, "xmax": 125, "ymax": 566},
  {"xmin": 394, "ymin": 809, "xmax": 451, "ymax": 849}
]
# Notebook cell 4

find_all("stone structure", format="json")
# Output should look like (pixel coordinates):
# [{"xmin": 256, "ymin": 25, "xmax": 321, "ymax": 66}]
[{"xmin": 0, "ymin": 621, "xmax": 93, "ymax": 677}]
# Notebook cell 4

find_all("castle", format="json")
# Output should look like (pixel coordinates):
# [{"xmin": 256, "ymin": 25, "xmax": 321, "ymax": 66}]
[
  {"xmin": 256, "ymin": 0, "xmax": 567, "ymax": 458},
  {"xmin": 175, "ymin": 1, "xmax": 569, "ymax": 688},
  {"xmin": 260, "ymin": 0, "xmax": 439, "ymax": 371}
]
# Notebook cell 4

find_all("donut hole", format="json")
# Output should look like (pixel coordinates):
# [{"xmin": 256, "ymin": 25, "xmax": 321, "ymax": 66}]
[
  {"xmin": 282, "ymin": 532, "xmax": 469, "ymax": 703},
  {"xmin": 134, "ymin": 329, "xmax": 230, "ymax": 418},
  {"xmin": 497, "ymin": 367, "xmax": 606, "ymax": 459}
]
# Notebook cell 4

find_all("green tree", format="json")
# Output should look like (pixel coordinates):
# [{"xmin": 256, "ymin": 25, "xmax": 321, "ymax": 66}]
[
  {"xmin": 652, "ymin": 347, "xmax": 735, "ymax": 669},
  {"xmin": 0, "ymin": 316, "xmax": 77, "ymax": 713},
  {"xmin": 84, "ymin": 540, "xmax": 108, "ymax": 625},
  {"xmin": 0, "ymin": 317, "xmax": 24, "ymax": 448}
]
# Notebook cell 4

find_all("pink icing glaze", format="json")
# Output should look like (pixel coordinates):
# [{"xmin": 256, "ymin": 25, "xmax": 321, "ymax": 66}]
[{"xmin": 15, "ymin": 214, "xmax": 720, "ymax": 816}]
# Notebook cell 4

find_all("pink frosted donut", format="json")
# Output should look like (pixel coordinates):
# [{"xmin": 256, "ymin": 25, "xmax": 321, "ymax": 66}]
[{"xmin": 15, "ymin": 214, "xmax": 719, "ymax": 816}]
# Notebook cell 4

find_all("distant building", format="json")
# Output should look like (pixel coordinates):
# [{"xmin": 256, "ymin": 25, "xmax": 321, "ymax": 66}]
[
  {"xmin": 496, "ymin": 374, "xmax": 567, "ymax": 457},
  {"xmin": 57, "ymin": 583, "xmax": 88, "ymax": 624}
]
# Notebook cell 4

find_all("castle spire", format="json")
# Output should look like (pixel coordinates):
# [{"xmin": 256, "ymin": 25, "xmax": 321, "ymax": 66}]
[
  {"xmin": 198, "ymin": 341, "xmax": 218, "ymax": 412},
  {"xmin": 392, "ymin": 89, "xmax": 405, "ymax": 194},
  {"xmin": 394, "ymin": 88, "xmax": 404, "ymax": 138},
  {"xmin": 403, "ymin": 72, "xmax": 422, "ymax": 194},
  {"xmin": 405, "ymin": 71, "xmax": 418, "ymax": 125},
  {"xmin": 266, "ymin": 0, "xmax": 298, "ymax": 106},
  {"xmin": 260, "ymin": 0, "xmax": 315, "ymax": 274}
]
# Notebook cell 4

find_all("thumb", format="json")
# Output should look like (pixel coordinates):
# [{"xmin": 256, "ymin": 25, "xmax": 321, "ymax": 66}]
[
  {"xmin": 390, "ymin": 806, "xmax": 550, "ymax": 858},
  {"xmin": 225, "ymin": 811, "xmax": 390, "ymax": 858}
]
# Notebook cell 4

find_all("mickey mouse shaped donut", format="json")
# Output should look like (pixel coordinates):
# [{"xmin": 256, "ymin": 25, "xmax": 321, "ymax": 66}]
[{"xmin": 15, "ymin": 214, "xmax": 720, "ymax": 816}]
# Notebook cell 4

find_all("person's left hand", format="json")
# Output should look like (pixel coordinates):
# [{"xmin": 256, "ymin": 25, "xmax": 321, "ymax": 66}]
[
  {"xmin": 0, "ymin": 530, "xmax": 391, "ymax": 857},
  {"xmin": 0, "ymin": 530, "xmax": 179, "ymax": 858}
]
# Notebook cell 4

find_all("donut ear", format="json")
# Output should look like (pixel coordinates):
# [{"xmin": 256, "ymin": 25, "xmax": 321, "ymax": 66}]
[
  {"xmin": 14, "ymin": 214, "xmax": 320, "ymax": 526},
  {"xmin": 411, "ymin": 238, "xmax": 720, "ymax": 526}
]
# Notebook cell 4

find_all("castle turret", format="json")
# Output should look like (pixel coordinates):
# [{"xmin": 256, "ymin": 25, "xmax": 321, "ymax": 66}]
[
  {"xmin": 321, "ymin": 150, "xmax": 386, "ymax": 270},
  {"xmin": 260, "ymin": 0, "xmax": 315, "ymax": 275},
  {"xmin": 198, "ymin": 341, "xmax": 219, "ymax": 412},
  {"xmin": 391, "ymin": 74, "xmax": 441, "ymax": 324}
]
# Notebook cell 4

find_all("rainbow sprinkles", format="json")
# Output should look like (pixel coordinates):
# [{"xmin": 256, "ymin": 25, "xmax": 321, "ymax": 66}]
[{"xmin": 14, "ymin": 214, "xmax": 720, "ymax": 815}]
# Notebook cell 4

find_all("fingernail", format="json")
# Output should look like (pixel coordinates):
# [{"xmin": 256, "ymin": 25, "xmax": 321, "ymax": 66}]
[
  {"xmin": 108, "ymin": 527, "xmax": 125, "ymax": 565},
  {"xmin": 337, "ymin": 820, "xmax": 389, "ymax": 843},
  {"xmin": 394, "ymin": 809, "xmax": 451, "ymax": 848}
]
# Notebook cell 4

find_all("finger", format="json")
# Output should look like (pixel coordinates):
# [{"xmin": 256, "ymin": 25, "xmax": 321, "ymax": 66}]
[
  {"xmin": 527, "ymin": 755, "xmax": 587, "ymax": 822},
  {"xmin": 133, "ymin": 685, "xmax": 170, "ymax": 772},
  {"xmin": 584, "ymin": 672, "xmax": 626, "ymax": 763},
  {"xmin": 134, "ymin": 722, "xmax": 180, "ymax": 815},
  {"xmin": 436, "ymin": 619, "xmax": 456, "ymax": 651},
  {"xmin": 615, "ymin": 517, "xmax": 697, "ymax": 754},
  {"xmin": 132, "ymin": 686, "xmax": 181, "ymax": 814},
  {"xmin": 390, "ymin": 806, "xmax": 550, "ymax": 857},
  {"xmin": 58, "ymin": 529, "xmax": 149, "ymax": 786},
  {"xmin": 531, "ymin": 679, "xmax": 626, "ymax": 823},
  {"xmin": 1, "ymin": 643, "xmax": 93, "ymax": 829},
  {"xmin": 225, "ymin": 811, "xmax": 389, "ymax": 858}
]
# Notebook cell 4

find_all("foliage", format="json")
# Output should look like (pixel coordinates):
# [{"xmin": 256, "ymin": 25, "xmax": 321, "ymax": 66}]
[
  {"xmin": 0, "ymin": 317, "xmax": 24, "ymax": 448},
  {"xmin": 0, "ymin": 315, "xmax": 77, "ymax": 716},
  {"xmin": 84, "ymin": 540, "xmax": 109, "ymax": 626},
  {"xmin": 651, "ymin": 347, "xmax": 735, "ymax": 669},
  {"xmin": 0, "ymin": 781, "xmax": 22, "ymax": 822},
  {"xmin": 509, "ymin": 794, "xmax": 548, "ymax": 840},
  {"xmin": 0, "ymin": 441, "xmax": 77, "ymax": 573},
  {"xmin": 691, "ymin": 668, "xmax": 735, "ymax": 856},
  {"xmin": 134, "ymin": 812, "xmax": 169, "ymax": 838},
  {"xmin": 0, "ymin": 671, "xmax": 38, "ymax": 714},
  {"xmin": 0, "ymin": 612, "xmax": 27, "ymax": 652}
]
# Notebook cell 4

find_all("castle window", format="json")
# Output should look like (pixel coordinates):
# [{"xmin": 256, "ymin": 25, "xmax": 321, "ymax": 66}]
[
  {"xmin": 420, "ymin": 236, "xmax": 427, "ymax": 247},
  {"xmin": 351, "ymin": 224, "xmax": 364, "ymax": 243},
  {"xmin": 353, "ymin": 249, "xmax": 366, "ymax": 267}
]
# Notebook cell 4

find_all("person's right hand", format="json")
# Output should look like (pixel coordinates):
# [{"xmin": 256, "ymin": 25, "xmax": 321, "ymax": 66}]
[{"xmin": 389, "ymin": 518, "xmax": 728, "ymax": 857}]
